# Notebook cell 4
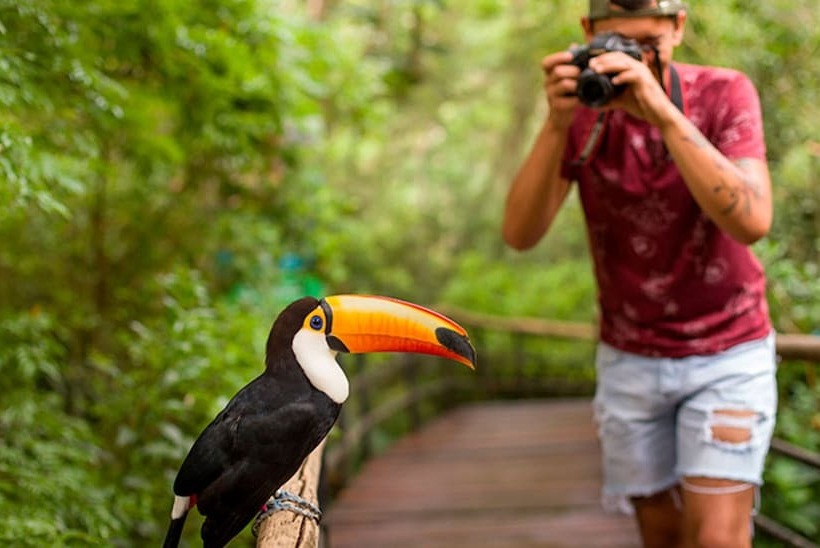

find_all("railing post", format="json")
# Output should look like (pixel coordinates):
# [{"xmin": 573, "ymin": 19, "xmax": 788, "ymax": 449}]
[
  {"xmin": 256, "ymin": 441, "xmax": 325, "ymax": 547},
  {"xmin": 472, "ymin": 327, "xmax": 493, "ymax": 397},
  {"xmin": 403, "ymin": 354, "xmax": 421, "ymax": 430},
  {"xmin": 356, "ymin": 354, "xmax": 373, "ymax": 461},
  {"xmin": 512, "ymin": 331, "xmax": 526, "ymax": 395}
]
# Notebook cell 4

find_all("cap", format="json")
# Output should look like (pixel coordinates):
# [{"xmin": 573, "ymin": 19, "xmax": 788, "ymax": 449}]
[{"xmin": 589, "ymin": 0, "xmax": 686, "ymax": 21}]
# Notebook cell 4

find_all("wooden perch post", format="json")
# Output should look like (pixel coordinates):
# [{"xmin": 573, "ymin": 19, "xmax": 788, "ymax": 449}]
[{"xmin": 256, "ymin": 441, "xmax": 324, "ymax": 548}]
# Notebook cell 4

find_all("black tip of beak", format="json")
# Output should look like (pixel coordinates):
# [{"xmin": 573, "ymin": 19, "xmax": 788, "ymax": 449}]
[{"xmin": 436, "ymin": 327, "xmax": 477, "ymax": 366}]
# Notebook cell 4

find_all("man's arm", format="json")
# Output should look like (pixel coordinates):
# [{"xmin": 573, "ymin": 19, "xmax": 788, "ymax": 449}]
[
  {"xmin": 590, "ymin": 53, "xmax": 772, "ymax": 244},
  {"xmin": 502, "ymin": 51, "xmax": 580, "ymax": 251},
  {"xmin": 659, "ymin": 109, "xmax": 771, "ymax": 244}
]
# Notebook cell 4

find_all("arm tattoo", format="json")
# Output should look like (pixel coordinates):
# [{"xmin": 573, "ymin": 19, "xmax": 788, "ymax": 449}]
[
  {"xmin": 682, "ymin": 129, "xmax": 762, "ymax": 217},
  {"xmin": 735, "ymin": 159, "xmax": 763, "ymax": 199},
  {"xmin": 713, "ymin": 159, "xmax": 761, "ymax": 217}
]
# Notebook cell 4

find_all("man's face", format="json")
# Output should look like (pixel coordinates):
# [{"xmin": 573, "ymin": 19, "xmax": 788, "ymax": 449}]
[{"xmin": 583, "ymin": 13, "xmax": 686, "ymax": 72}]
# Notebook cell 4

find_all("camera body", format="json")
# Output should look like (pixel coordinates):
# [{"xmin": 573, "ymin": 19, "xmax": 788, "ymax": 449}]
[{"xmin": 570, "ymin": 32, "xmax": 644, "ymax": 107}]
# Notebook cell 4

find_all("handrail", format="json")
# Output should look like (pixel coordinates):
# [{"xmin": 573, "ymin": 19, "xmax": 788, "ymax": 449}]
[
  {"xmin": 769, "ymin": 438, "xmax": 820, "ymax": 469},
  {"xmin": 435, "ymin": 306, "xmax": 597, "ymax": 340},
  {"xmin": 435, "ymin": 304, "xmax": 820, "ymax": 362}
]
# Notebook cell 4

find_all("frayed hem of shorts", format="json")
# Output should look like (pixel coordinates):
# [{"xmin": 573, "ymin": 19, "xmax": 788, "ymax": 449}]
[
  {"xmin": 601, "ymin": 494, "xmax": 636, "ymax": 515},
  {"xmin": 602, "ymin": 478, "xmax": 680, "ymax": 515},
  {"xmin": 675, "ymin": 469, "xmax": 764, "ymax": 486}
]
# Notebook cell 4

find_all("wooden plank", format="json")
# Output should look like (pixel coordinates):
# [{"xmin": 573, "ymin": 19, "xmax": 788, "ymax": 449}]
[{"xmin": 324, "ymin": 399, "xmax": 639, "ymax": 547}]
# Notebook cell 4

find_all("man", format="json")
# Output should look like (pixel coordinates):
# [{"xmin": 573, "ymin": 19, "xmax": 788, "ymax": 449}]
[{"xmin": 502, "ymin": 1, "xmax": 777, "ymax": 547}]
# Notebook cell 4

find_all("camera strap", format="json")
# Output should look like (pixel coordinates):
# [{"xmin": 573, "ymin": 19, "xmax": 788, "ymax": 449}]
[
  {"xmin": 669, "ymin": 63, "xmax": 683, "ymax": 112},
  {"xmin": 573, "ymin": 63, "xmax": 683, "ymax": 166},
  {"xmin": 573, "ymin": 112, "xmax": 609, "ymax": 166}
]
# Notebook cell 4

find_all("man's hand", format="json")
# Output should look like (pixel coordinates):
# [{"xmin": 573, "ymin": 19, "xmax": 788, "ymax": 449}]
[
  {"xmin": 541, "ymin": 51, "xmax": 581, "ymax": 130},
  {"xmin": 587, "ymin": 51, "xmax": 677, "ymax": 127}
]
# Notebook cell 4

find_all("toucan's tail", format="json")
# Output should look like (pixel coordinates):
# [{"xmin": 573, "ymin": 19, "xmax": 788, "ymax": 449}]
[
  {"xmin": 162, "ymin": 515, "xmax": 187, "ymax": 548},
  {"xmin": 163, "ymin": 495, "xmax": 193, "ymax": 548}
]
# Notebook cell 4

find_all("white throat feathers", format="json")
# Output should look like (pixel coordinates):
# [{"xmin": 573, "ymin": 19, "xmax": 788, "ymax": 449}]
[{"xmin": 291, "ymin": 329, "xmax": 349, "ymax": 404}]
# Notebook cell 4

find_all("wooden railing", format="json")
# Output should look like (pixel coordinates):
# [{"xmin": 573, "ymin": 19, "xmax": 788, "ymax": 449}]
[
  {"xmin": 257, "ymin": 307, "xmax": 820, "ymax": 548},
  {"xmin": 324, "ymin": 353, "xmax": 476, "ymax": 495}
]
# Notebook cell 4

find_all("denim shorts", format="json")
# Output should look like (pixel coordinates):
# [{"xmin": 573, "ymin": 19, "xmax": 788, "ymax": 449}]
[{"xmin": 592, "ymin": 332, "xmax": 778, "ymax": 513}]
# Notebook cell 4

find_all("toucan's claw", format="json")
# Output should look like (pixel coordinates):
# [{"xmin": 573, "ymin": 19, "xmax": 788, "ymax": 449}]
[{"xmin": 252, "ymin": 490, "xmax": 323, "ymax": 537}]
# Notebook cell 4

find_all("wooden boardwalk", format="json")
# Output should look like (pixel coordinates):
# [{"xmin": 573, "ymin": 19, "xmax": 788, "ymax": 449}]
[{"xmin": 324, "ymin": 399, "xmax": 640, "ymax": 547}]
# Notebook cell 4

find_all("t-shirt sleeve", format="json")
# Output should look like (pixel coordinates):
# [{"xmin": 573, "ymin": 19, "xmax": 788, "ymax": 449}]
[{"xmin": 711, "ymin": 72, "xmax": 767, "ymax": 161}]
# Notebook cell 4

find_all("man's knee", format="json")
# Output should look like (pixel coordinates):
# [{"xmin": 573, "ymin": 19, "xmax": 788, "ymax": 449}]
[{"xmin": 691, "ymin": 523, "xmax": 749, "ymax": 548}]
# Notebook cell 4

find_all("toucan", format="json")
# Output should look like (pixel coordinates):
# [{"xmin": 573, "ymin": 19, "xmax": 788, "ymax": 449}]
[{"xmin": 162, "ymin": 294, "xmax": 476, "ymax": 547}]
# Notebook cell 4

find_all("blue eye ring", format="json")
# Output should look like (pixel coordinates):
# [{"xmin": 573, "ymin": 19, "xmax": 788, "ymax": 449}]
[{"xmin": 309, "ymin": 315, "xmax": 324, "ymax": 331}]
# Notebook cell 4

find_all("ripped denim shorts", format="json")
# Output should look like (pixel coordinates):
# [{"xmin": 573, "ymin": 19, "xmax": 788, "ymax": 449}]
[{"xmin": 593, "ymin": 332, "xmax": 777, "ymax": 513}]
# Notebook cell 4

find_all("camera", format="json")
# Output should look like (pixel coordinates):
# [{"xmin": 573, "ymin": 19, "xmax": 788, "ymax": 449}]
[{"xmin": 569, "ymin": 32, "xmax": 644, "ymax": 107}]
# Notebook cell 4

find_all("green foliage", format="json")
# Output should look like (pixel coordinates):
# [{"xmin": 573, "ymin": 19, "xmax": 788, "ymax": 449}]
[
  {"xmin": 755, "ymin": 244, "xmax": 820, "ymax": 542},
  {"xmin": 0, "ymin": 0, "xmax": 369, "ymax": 543},
  {"xmin": 0, "ymin": 313, "xmax": 118, "ymax": 546},
  {"xmin": 104, "ymin": 269, "xmax": 269, "ymax": 544},
  {"xmin": 764, "ymin": 456, "xmax": 820, "ymax": 539},
  {"xmin": 758, "ymin": 241, "xmax": 820, "ymax": 333},
  {"xmin": 442, "ymin": 248, "xmax": 596, "ymax": 321}
]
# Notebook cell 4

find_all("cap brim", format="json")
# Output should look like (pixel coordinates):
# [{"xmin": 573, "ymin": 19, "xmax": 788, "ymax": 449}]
[{"xmin": 589, "ymin": 2, "xmax": 686, "ymax": 21}]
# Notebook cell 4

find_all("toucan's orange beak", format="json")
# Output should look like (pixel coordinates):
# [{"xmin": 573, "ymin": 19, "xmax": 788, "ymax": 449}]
[{"xmin": 320, "ymin": 295, "xmax": 476, "ymax": 369}]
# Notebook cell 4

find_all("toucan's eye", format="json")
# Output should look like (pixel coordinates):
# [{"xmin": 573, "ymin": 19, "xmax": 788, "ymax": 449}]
[{"xmin": 309, "ymin": 315, "xmax": 323, "ymax": 331}]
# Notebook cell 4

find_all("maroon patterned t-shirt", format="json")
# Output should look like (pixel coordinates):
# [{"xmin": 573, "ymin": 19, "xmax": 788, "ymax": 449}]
[{"xmin": 561, "ymin": 63, "xmax": 771, "ymax": 357}]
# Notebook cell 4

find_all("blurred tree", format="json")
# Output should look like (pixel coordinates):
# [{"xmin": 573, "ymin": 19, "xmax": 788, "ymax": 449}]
[{"xmin": 0, "ymin": 0, "xmax": 362, "ymax": 543}]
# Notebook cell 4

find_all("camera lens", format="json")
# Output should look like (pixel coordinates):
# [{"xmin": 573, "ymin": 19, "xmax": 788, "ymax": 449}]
[{"xmin": 577, "ymin": 69, "xmax": 617, "ymax": 107}]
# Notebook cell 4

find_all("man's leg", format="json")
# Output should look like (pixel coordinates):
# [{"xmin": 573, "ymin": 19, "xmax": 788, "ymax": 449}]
[
  {"xmin": 679, "ymin": 409, "xmax": 759, "ymax": 547},
  {"xmin": 631, "ymin": 486, "xmax": 683, "ymax": 548},
  {"xmin": 680, "ymin": 477, "xmax": 756, "ymax": 548},
  {"xmin": 675, "ymin": 333, "xmax": 777, "ymax": 548},
  {"xmin": 593, "ymin": 342, "xmax": 680, "ymax": 544}
]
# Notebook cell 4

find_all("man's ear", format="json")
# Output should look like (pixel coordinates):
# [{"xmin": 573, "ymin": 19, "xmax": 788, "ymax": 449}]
[
  {"xmin": 671, "ymin": 11, "xmax": 687, "ymax": 46},
  {"xmin": 581, "ymin": 16, "xmax": 594, "ymax": 41}
]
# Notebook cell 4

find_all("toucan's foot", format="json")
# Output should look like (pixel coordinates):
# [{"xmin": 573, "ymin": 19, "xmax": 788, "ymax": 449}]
[
  {"xmin": 252, "ymin": 489, "xmax": 322, "ymax": 537},
  {"xmin": 272, "ymin": 489, "xmax": 323, "ymax": 519}
]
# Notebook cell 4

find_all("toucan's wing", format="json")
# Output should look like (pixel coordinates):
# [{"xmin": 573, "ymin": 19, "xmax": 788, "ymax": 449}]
[
  {"xmin": 172, "ymin": 377, "xmax": 274, "ymax": 496},
  {"xmin": 194, "ymin": 397, "xmax": 333, "ymax": 546},
  {"xmin": 173, "ymin": 378, "xmax": 331, "ymax": 497},
  {"xmin": 194, "ymin": 397, "xmax": 330, "ymax": 509},
  {"xmin": 172, "ymin": 404, "xmax": 243, "ymax": 497}
]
